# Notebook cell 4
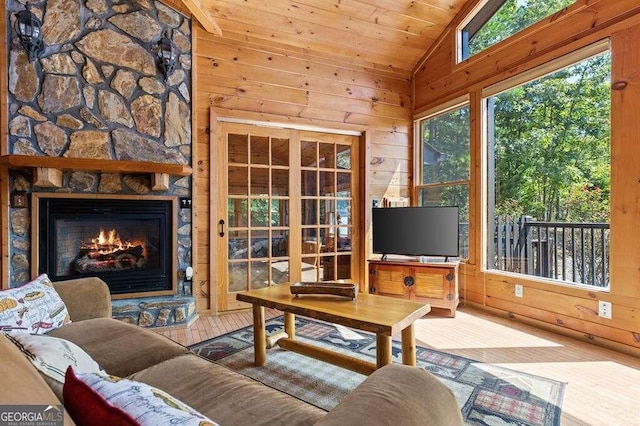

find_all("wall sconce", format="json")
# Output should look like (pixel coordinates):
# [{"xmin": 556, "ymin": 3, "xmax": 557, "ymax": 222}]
[
  {"xmin": 157, "ymin": 31, "xmax": 176, "ymax": 80},
  {"xmin": 14, "ymin": 5, "xmax": 44, "ymax": 62}
]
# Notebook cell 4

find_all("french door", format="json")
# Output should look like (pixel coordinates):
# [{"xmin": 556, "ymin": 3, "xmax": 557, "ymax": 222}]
[{"xmin": 215, "ymin": 122, "xmax": 359, "ymax": 311}]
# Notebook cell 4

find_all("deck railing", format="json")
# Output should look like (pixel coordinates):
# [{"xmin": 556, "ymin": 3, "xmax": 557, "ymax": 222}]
[{"xmin": 490, "ymin": 215, "xmax": 610, "ymax": 288}]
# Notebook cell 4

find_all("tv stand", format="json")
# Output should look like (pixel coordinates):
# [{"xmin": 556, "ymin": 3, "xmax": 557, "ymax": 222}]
[{"xmin": 368, "ymin": 259, "xmax": 459, "ymax": 317}]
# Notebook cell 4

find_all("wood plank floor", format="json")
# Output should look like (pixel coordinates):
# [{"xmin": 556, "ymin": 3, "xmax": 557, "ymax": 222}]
[{"xmin": 155, "ymin": 306, "xmax": 640, "ymax": 426}]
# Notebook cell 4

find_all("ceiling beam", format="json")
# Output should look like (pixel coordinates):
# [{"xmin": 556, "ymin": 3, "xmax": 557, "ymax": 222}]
[{"xmin": 181, "ymin": 0, "xmax": 222, "ymax": 36}]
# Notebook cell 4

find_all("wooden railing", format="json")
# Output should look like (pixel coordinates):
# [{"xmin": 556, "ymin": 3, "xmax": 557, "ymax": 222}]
[{"xmin": 489, "ymin": 215, "xmax": 610, "ymax": 288}]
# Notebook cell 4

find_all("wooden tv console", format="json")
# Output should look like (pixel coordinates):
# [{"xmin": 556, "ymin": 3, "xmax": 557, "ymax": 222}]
[{"xmin": 368, "ymin": 259, "xmax": 459, "ymax": 317}]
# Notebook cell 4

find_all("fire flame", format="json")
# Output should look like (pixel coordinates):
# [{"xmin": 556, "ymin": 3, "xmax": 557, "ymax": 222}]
[{"xmin": 88, "ymin": 228, "xmax": 146, "ymax": 257}]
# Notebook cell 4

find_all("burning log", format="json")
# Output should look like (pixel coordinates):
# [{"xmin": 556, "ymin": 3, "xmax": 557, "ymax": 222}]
[{"xmin": 74, "ymin": 228, "xmax": 148, "ymax": 273}]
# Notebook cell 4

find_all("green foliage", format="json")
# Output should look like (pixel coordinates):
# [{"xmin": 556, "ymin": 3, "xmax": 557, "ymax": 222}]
[
  {"xmin": 492, "ymin": 52, "xmax": 611, "ymax": 222},
  {"xmin": 421, "ymin": 106, "xmax": 470, "ymax": 185},
  {"xmin": 468, "ymin": 0, "xmax": 575, "ymax": 58}
]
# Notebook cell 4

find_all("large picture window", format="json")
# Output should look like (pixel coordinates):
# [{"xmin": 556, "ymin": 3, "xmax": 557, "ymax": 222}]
[
  {"xmin": 486, "ymin": 47, "xmax": 611, "ymax": 288},
  {"xmin": 416, "ymin": 104, "xmax": 470, "ymax": 259},
  {"xmin": 460, "ymin": 0, "xmax": 574, "ymax": 61}
]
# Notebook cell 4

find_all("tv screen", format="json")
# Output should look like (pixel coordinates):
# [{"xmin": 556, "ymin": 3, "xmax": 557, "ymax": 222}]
[{"xmin": 372, "ymin": 206, "xmax": 459, "ymax": 258}]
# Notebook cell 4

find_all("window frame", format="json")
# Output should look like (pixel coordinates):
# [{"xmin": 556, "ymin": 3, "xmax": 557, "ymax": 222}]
[
  {"xmin": 457, "ymin": 0, "xmax": 576, "ymax": 63},
  {"xmin": 480, "ymin": 40, "xmax": 612, "ymax": 290},
  {"xmin": 413, "ymin": 96, "xmax": 471, "ymax": 259}
]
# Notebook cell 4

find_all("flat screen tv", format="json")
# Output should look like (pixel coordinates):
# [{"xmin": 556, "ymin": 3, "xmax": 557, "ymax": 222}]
[{"xmin": 372, "ymin": 206, "xmax": 459, "ymax": 258}]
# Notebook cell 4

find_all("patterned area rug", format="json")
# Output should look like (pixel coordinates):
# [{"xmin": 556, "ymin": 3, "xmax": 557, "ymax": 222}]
[{"xmin": 190, "ymin": 316, "xmax": 564, "ymax": 426}]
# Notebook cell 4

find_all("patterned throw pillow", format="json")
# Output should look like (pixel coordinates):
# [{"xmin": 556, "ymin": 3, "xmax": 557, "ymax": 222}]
[
  {"xmin": 0, "ymin": 274, "xmax": 71, "ymax": 334},
  {"xmin": 64, "ymin": 368, "xmax": 219, "ymax": 426},
  {"xmin": 5, "ymin": 333, "xmax": 104, "ymax": 401}
]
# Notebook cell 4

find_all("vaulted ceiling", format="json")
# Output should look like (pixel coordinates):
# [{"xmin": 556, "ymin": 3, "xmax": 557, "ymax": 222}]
[{"xmin": 178, "ymin": 0, "xmax": 467, "ymax": 77}]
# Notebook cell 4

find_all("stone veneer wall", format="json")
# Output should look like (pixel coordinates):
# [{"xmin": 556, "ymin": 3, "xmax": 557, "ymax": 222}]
[{"xmin": 5, "ymin": 0, "xmax": 195, "ymax": 327}]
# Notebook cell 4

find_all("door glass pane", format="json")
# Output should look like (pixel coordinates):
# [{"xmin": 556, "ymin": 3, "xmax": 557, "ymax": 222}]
[
  {"xmin": 250, "ymin": 200, "xmax": 269, "ymax": 227},
  {"xmin": 250, "ymin": 260, "xmax": 270, "ymax": 288},
  {"xmin": 228, "ymin": 262, "xmax": 247, "ymax": 292},
  {"xmin": 319, "ymin": 200, "xmax": 335, "ymax": 224},
  {"xmin": 228, "ymin": 230, "xmax": 248, "ymax": 259},
  {"xmin": 271, "ymin": 260, "xmax": 289, "ymax": 284},
  {"xmin": 272, "ymin": 169, "xmax": 289, "ymax": 195},
  {"xmin": 322, "ymin": 255, "xmax": 335, "ymax": 281},
  {"xmin": 251, "ymin": 167, "xmax": 269, "ymax": 196},
  {"xmin": 336, "ymin": 255, "xmax": 351, "ymax": 280},
  {"xmin": 250, "ymin": 136, "xmax": 269, "ymax": 165},
  {"xmin": 301, "ymin": 199, "xmax": 317, "ymax": 225},
  {"xmin": 301, "ymin": 170, "xmax": 317, "ymax": 196},
  {"xmin": 228, "ymin": 199, "xmax": 247, "ymax": 227},
  {"xmin": 271, "ymin": 200, "xmax": 288, "ymax": 227},
  {"xmin": 336, "ymin": 172, "xmax": 351, "ymax": 197},
  {"xmin": 301, "ymin": 141, "xmax": 316, "ymax": 167},
  {"xmin": 336, "ymin": 145, "xmax": 351, "ymax": 169},
  {"xmin": 319, "ymin": 143, "xmax": 335, "ymax": 168},
  {"xmin": 319, "ymin": 171, "xmax": 334, "ymax": 196},
  {"xmin": 250, "ymin": 231, "xmax": 269, "ymax": 258},
  {"xmin": 228, "ymin": 134, "xmax": 248, "ymax": 163},
  {"xmin": 228, "ymin": 166, "xmax": 247, "ymax": 195},
  {"xmin": 272, "ymin": 231, "xmax": 289, "ymax": 257},
  {"xmin": 272, "ymin": 138, "xmax": 289, "ymax": 166}
]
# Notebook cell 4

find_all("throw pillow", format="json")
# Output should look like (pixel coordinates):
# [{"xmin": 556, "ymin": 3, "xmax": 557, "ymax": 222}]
[
  {"xmin": 64, "ymin": 368, "xmax": 219, "ymax": 426},
  {"xmin": 4, "ymin": 333, "xmax": 104, "ymax": 401},
  {"xmin": 0, "ymin": 273, "xmax": 71, "ymax": 334}
]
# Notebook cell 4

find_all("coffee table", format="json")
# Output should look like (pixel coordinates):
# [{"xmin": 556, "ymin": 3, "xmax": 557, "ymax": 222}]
[{"xmin": 236, "ymin": 284, "xmax": 431, "ymax": 375}]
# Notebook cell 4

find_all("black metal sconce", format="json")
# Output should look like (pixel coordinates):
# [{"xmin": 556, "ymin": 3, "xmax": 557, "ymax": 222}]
[
  {"xmin": 14, "ymin": 5, "xmax": 44, "ymax": 62},
  {"xmin": 157, "ymin": 31, "xmax": 177, "ymax": 80}
]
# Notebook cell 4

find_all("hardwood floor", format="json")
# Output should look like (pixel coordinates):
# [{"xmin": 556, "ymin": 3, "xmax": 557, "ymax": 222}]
[{"xmin": 155, "ymin": 306, "xmax": 640, "ymax": 426}]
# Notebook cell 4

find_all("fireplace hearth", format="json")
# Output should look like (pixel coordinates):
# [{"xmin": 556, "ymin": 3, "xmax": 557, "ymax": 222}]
[{"xmin": 36, "ymin": 196, "xmax": 176, "ymax": 296}]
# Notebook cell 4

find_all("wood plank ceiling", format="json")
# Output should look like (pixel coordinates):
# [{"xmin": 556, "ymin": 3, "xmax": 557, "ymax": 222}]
[{"xmin": 184, "ymin": 0, "xmax": 467, "ymax": 78}]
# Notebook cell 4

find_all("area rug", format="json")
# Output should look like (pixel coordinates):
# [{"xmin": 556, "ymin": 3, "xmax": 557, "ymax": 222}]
[{"xmin": 189, "ymin": 316, "xmax": 564, "ymax": 426}]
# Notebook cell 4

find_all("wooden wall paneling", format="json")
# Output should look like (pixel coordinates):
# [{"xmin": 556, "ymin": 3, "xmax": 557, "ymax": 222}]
[
  {"xmin": 191, "ymin": 28, "xmax": 209, "ymax": 314},
  {"xmin": 195, "ymin": 38, "xmax": 411, "ymax": 92},
  {"xmin": 196, "ymin": 59, "xmax": 407, "ymax": 107},
  {"xmin": 201, "ymin": 1, "xmax": 427, "ymax": 73},
  {"xmin": 213, "ymin": 0, "xmax": 439, "ymax": 50},
  {"xmin": 610, "ymin": 24, "xmax": 640, "ymax": 299}
]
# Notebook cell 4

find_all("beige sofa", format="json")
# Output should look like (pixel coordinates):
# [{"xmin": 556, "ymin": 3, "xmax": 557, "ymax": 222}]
[{"xmin": 0, "ymin": 277, "xmax": 463, "ymax": 425}]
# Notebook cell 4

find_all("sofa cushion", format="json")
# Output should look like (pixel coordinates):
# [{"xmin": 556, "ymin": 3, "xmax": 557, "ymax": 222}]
[
  {"xmin": 315, "ymin": 364, "xmax": 464, "ymax": 426},
  {"xmin": 48, "ymin": 318, "xmax": 189, "ymax": 377},
  {"xmin": 0, "ymin": 273, "xmax": 71, "ymax": 334},
  {"xmin": 64, "ymin": 367, "xmax": 218, "ymax": 426},
  {"xmin": 129, "ymin": 353, "xmax": 326, "ymax": 426},
  {"xmin": 0, "ymin": 333, "xmax": 75, "ymax": 425},
  {"xmin": 5, "ymin": 333, "xmax": 104, "ymax": 401}
]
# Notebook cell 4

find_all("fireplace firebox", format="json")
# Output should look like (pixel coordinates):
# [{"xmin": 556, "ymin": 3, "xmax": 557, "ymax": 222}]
[{"xmin": 36, "ymin": 196, "xmax": 175, "ymax": 296}]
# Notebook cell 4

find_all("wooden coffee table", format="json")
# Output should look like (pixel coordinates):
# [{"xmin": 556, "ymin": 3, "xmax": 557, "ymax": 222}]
[{"xmin": 236, "ymin": 284, "xmax": 431, "ymax": 375}]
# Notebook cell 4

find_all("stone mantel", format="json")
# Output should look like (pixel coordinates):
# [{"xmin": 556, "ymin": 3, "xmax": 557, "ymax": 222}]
[{"xmin": 1, "ymin": 155, "xmax": 192, "ymax": 190}]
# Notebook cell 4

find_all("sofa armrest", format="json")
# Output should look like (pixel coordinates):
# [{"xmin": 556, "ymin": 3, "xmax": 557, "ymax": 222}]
[
  {"xmin": 315, "ymin": 364, "xmax": 463, "ymax": 426},
  {"xmin": 53, "ymin": 277, "xmax": 112, "ymax": 321}
]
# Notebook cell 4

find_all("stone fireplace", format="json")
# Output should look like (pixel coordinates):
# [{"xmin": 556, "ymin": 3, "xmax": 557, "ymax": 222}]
[{"xmin": 4, "ymin": 0, "xmax": 196, "ymax": 327}]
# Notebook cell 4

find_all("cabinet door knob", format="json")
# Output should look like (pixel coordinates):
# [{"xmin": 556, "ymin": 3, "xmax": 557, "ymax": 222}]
[{"xmin": 403, "ymin": 276, "xmax": 415, "ymax": 287}]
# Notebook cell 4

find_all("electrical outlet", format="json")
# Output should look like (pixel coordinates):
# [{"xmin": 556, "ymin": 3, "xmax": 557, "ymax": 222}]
[
  {"xmin": 514, "ymin": 284, "xmax": 523, "ymax": 298},
  {"xmin": 598, "ymin": 301, "xmax": 612, "ymax": 319}
]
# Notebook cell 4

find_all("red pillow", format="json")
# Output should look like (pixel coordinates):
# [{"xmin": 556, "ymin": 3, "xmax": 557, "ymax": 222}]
[{"xmin": 63, "ymin": 367, "xmax": 138, "ymax": 426}]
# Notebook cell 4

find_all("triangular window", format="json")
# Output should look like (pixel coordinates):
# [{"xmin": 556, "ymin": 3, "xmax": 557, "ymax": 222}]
[{"xmin": 461, "ymin": 0, "xmax": 574, "ymax": 60}]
